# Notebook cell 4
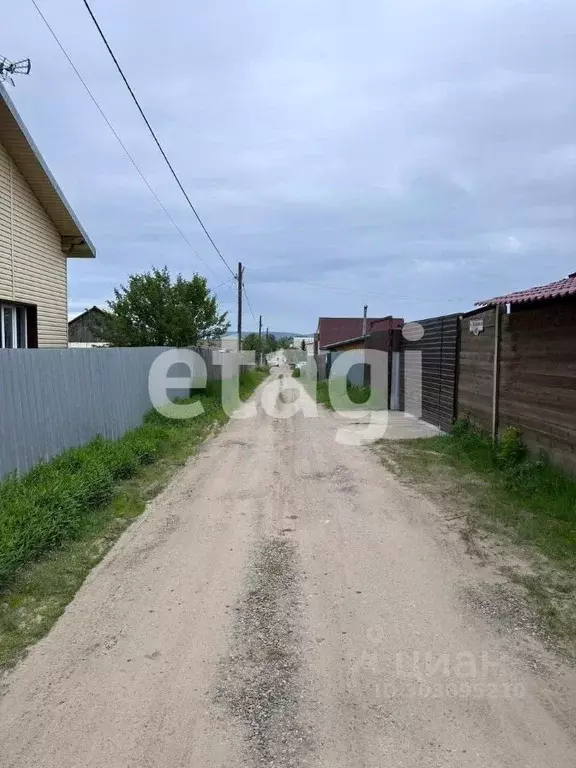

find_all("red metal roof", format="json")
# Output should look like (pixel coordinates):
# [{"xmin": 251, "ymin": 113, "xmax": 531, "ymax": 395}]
[
  {"xmin": 476, "ymin": 273, "xmax": 576, "ymax": 307},
  {"xmin": 316, "ymin": 316, "xmax": 403, "ymax": 349}
]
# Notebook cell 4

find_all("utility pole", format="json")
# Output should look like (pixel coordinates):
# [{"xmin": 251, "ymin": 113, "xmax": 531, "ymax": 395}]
[
  {"xmin": 362, "ymin": 304, "xmax": 368, "ymax": 336},
  {"xmin": 237, "ymin": 262, "xmax": 243, "ymax": 353},
  {"xmin": 258, "ymin": 314, "xmax": 263, "ymax": 366}
]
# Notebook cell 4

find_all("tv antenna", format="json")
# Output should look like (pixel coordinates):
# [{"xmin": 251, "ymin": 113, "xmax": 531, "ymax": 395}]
[{"xmin": 0, "ymin": 56, "xmax": 31, "ymax": 86}]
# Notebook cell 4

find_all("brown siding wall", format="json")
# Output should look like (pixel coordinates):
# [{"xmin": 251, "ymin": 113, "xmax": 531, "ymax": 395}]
[{"xmin": 457, "ymin": 298, "xmax": 576, "ymax": 473}]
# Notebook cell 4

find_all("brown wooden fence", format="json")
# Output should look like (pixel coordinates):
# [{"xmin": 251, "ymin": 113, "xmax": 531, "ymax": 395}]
[
  {"xmin": 457, "ymin": 297, "xmax": 576, "ymax": 473},
  {"xmin": 458, "ymin": 307, "xmax": 497, "ymax": 430}
]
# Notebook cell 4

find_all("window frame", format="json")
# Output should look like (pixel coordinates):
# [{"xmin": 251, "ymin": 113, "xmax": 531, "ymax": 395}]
[{"xmin": 0, "ymin": 302, "xmax": 28, "ymax": 349}]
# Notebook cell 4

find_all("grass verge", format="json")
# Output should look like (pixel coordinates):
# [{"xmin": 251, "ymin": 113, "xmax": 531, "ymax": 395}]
[
  {"xmin": 0, "ymin": 368, "xmax": 268, "ymax": 671},
  {"xmin": 376, "ymin": 421, "xmax": 576, "ymax": 659},
  {"xmin": 316, "ymin": 378, "xmax": 386, "ymax": 411}
]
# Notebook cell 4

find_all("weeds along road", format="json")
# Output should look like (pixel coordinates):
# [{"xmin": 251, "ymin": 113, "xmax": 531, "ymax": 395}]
[{"xmin": 1, "ymin": 367, "xmax": 575, "ymax": 767}]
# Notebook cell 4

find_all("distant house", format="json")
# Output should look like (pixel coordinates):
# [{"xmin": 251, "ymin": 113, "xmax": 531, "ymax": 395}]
[
  {"xmin": 68, "ymin": 306, "xmax": 107, "ymax": 348},
  {"xmin": 0, "ymin": 83, "xmax": 95, "ymax": 349},
  {"xmin": 202, "ymin": 336, "xmax": 240, "ymax": 353},
  {"xmin": 291, "ymin": 336, "xmax": 315, "ymax": 356},
  {"xmin": 315, "ymin": 316, "xmax": 403, "ymax": 352}
]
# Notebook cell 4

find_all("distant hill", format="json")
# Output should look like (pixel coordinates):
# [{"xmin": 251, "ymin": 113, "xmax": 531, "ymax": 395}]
[
  {"xmin": 236, "ymin": 331, "xmax": 311, "ymax": 339},
  {"xmin": 227, "ymin": 331, "xmax": 312, "ymax": 340},
  {"xmin": 266, "ymin": 331, "xmax": 312, "ymax": 339}
]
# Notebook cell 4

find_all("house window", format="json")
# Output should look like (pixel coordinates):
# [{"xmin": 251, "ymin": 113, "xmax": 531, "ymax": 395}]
[{"xmin": 0, "ymin": 303, "xmax": 28, "ymax": 349}]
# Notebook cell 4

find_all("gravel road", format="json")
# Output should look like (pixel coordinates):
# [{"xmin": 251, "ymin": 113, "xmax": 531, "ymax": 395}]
[{"xmin": 1, "ymin": 367, "xmax": 575, "ymax": 767}]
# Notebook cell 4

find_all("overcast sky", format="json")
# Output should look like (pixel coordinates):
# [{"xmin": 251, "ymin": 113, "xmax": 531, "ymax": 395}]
[{"xmin": 4, "ymin": 0, "xmax": 576, "ymax": 332}]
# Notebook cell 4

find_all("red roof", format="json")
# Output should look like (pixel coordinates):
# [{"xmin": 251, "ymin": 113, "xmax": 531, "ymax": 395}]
[
  {"xmin": 370, "ymin": 316, "xmax": 404, "ymax": 333},
  {"xmin": 317, "ymin": 316, "xmax": 403, "ymax": 349},
  {"xmin": 476, "ymin": 273, "xmax": 576, "ymax": 307},
  {"xmin": 317, "ymin": 317, "xmax": 377, "ymax": 349}
]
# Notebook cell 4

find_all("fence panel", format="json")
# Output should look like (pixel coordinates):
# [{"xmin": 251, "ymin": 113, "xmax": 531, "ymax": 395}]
[
  {"xmin": 400, "ymin": 314, "xmax": 459, "ymax": 431},
  {"xmin": 499, "ymin": 300, "xmax": 576, "ymax": 473},
  {"xmin": 457, "ymin": 307, "xmax": 497, "ymax": 430},
  {"xmin": 0, "ymin": 346, "xmax": 222, "ymax": 480}
]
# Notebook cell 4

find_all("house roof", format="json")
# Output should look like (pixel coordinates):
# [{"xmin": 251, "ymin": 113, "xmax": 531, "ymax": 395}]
[
  {"xmin": 317, "ymin": 317, "xmax": 380, "ymax": 349},
  {"xmin": 317, "ymin": 316, "xmax": 403, "ymax": 349},
  {"xmin": 476, "ymin": 272, "xmax": 576, "ymax": 307},
  {"xmin": 323, "ymin": 334, "xmax": 368, "ymax": 350},
  {"xmin": 0, "ymin": 83, "xmax": 95, "ymax": 258},
  {"xmin": 68, "ymin": 306, "xmax": 106, "ymax": 326}
]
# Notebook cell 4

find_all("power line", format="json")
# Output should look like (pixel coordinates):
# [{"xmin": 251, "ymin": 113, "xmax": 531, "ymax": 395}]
[
  {"xmin": 80, "ymin": 0, "xmax": 236, "ymax": 279},
  {"xmin": 242, "ymin": 280, "xmax": 259, "ymax": 326},
  {"xmin": 212, "ymin": 276, "xmax": 236, "ymax": 291},
  {"xmin": 30, "ymin": 0, "xmax": 224, "ymax": 281},
  {"xmin": 265, "ymin": 277, "xmax": 469, "ymax": 302}
]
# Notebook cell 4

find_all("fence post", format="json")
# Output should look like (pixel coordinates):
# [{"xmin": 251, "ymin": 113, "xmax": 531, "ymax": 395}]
[{"xmin": 491, "ymin": 304, "xmax": 502, "ymax": 442}]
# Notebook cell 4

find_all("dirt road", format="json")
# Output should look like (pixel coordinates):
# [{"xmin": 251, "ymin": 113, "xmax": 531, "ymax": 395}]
[{"xmin": 1, "ymin": 368, "xmax": 575, "ymax": 767}]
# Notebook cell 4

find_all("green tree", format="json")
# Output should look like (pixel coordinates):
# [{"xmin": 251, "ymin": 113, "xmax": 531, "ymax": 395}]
[
  {"xmin": 100, "ymin": 266, "xmax": 229, "ymax": 347},
  {"xmin": 300, "ymin": 339, "xmax": 307, "ymax": 352},
  {"xmin": 265, "ymin": 334, "xmax": 279, "ymax": 353},
  {"xmin": 242, "ymin": 332, "xmax": 262, "ymax": 354},
  {"xmin": 243, "ymin": 332, "xmax": 279, "ymax": 356}
]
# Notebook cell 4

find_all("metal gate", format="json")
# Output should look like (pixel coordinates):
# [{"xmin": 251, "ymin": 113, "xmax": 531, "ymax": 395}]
[{"xmin": 400, "ymin": 314, "xmax": 459, "ymax": 431}]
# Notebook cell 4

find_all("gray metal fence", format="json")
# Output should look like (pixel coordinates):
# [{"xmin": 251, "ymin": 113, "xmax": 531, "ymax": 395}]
[{"xmin": 0, "ymin": 346, "xmax": 233, "ymax": 480}]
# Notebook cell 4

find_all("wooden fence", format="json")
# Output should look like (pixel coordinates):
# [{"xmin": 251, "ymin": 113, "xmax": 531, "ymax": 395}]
[{"xmin": 457, "ymin": 298, "xmax": 576, "ymax": 473}]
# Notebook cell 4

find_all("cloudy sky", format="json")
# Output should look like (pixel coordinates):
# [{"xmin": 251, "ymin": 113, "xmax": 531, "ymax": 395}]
[{"xmin": 4, "ymin": 0, "xmax": 576, "ymax": 332}]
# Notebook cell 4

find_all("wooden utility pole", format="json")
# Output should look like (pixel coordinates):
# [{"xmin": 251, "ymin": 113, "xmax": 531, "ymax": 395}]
[
  {"xmin": 258, "ymin": 314, "xmax": 263, "ymax": 366},
  {"xmin": 237, "ymin": 262, "xmax": 243, "ymax": 353}
]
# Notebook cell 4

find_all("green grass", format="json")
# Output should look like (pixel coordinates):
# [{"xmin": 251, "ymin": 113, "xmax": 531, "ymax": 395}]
[
  {"xmin": 315, "ymin": 378, "xmax": 386, "ymax": 411},
  {"xmin": 376, "ymin": 421, "xmax": 576, "ymax": 655},
  {"xmin": 0, "ymin": 369, "xmax": 268, "ymax": 670},
  {"xmin": 421, "ymin": 422, "xmax": 576, "ymax": 562}
]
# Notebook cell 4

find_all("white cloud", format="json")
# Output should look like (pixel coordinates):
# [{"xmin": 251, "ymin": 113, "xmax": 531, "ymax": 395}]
[{"xmin": 4, "ymin": 0, "xmax": 576, "ymax": 331}]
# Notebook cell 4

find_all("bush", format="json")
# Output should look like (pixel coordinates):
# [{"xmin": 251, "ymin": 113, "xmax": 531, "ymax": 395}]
[
  {"xmin": 450, "ymin": 418, "xmax": 473, "ymax": 439},
  {"xmin": 292, "ymin": 368, "xmax": 301, "ymax": 378},
  {"xmin": 497, "ymin": 426, "xmax": 526, "ymax": 467}
]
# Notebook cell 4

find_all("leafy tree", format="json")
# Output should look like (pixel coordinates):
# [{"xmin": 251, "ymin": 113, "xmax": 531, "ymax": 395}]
[
  {"xmin": 243, "ymin": 332, "xmax": 279, "ymax": 356},
  {"xmin": 265, "ymin": 334, "xmax": 279, "ymax": 353},
  {"xmin": 242, "ymin": 332, "xmax": 262, "ymax": 354},
  {"xmin": 300, "ymin": 339, "xmax": 307, "ymax": 352},
  {"xmin": 100, "ymin": 266, "xmax": 229, "ymax": 347}
]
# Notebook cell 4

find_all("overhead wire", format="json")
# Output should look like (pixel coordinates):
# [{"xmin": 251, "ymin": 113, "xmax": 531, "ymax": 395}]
[
  {"xmin": 29, "ymin": 0, "xmax": 226, "ymax": 282},
  {"xmin": 212, "ymin": 276, "xmax": 237, "ymax": 292},
  {"xmin": 80, "ymin": 0, "xmax": 237, "ymax": 279},
  {"xmin": 242, "ymin": 283, "xmax": 259, "ymax": 326},
  {"xmin": 263, "ymin": 277, "xmax": 469, "ymax": 302}
]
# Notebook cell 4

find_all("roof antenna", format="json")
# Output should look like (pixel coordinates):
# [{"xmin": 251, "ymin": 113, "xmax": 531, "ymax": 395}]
[{"xmin": 0, "ymin": 56, "xmax": 31, "ymax": 86}]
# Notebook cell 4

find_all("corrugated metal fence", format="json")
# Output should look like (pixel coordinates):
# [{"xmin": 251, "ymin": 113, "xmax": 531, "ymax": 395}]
[
  {"xmin": 0, "ymin": 346, "xmax": 228, "ymax": 480},
  {"xmin": 400, "ymin": 314, "xmax": 459, "ymax": 431}
]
